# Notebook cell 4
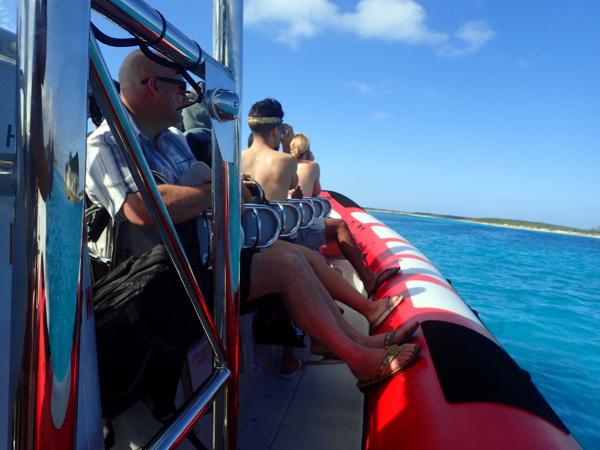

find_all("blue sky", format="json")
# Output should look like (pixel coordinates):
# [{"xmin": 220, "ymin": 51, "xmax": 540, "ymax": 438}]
[{"xmin": 4, "ymin": 0, "xmax": 598, "ymax": 228}]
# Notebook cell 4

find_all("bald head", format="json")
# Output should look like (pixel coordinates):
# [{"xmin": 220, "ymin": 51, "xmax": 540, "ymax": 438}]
[
  {"xmin": 119, "ymin": 50, "xmax": 176, "ymax": 101},
  {"xmin": 117, "ymin": 50, "xmax": 186, "ymax": 138}
]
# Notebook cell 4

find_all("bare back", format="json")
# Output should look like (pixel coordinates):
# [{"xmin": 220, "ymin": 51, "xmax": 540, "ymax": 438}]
[
  {"xmin": 297, "ymin": 161, "xmax": 321, "ymax": 197},
  {"xmin": 242, "ymin": 146, "xmax": 298, "ymax": 201}
]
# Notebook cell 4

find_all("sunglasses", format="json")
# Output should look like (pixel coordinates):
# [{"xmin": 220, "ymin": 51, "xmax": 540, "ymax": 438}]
[{"xmin": 141, "ymin": 75, "xmax": 188, "ymax": 92}]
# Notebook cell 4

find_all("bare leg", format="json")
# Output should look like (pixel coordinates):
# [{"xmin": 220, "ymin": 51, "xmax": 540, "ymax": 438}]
[
  {"xmin": 289, "ymin": 247, "xmax": 415, "ymax": 350},
  {"xmin": 325, "ymin": 218, "xmax": 374, "ymax": 288},
  {"xmin": 280, "ymin": 347, "xmax": 300, "ymax": 375},
  {"xmin": 245, "ymin": 246, "xmax": 418, "ymax": 381},
  {"xmin": 325, "ymin": 218, "xmax": 400, "ymax": 297},
  {"xmin": 273, "ymin": 240, "xmax": 396, "ymax": 325}
]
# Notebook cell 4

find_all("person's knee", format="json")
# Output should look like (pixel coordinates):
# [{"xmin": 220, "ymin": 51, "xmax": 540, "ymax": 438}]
[{"xmin": 260, "ymin": 248, "xmax": 303, "ymax": 288}]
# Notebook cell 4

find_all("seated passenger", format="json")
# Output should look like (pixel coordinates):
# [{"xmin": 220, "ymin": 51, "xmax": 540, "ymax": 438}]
[
  {"xmin": 242, "ymin": 99, "xmax": 399, "ymax": 299},
  {"xmin": 86, "ymin": 51, "xmax": 419, "ymax": 394},
  {"xmin": 290, "ymin": 133, "xmax": 320, "ymax": 197}
]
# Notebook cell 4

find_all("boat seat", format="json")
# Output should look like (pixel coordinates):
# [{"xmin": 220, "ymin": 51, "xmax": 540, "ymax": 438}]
[
  {"xmin": 184, "ymin": 128, "xmax": 212, "ymax": 168},
  {"xmin": 312, "ymin": 196, "xmax": 332, "ymax": 218},
  {"xmin": 270, "ymin": 201, "xmax": 302, "ymax": 238},
  {"xmin": 304, "ymin": 197, "xmax": 332, "ymax": 219},
  {"xmin": 242, "ymin": 204, "xmax": 282, "ymax": 249},
  {"xmin": 288, "ymin": 199, "xmax": 316, "ymax": 229},
  {"xmin": 243, "ymin": 177, "xmax": 266, "ymax": 203}
]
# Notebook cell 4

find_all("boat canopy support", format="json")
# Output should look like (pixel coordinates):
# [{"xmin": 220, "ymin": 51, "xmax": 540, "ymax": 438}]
[
  {"xmin": 88, "ymin": 0, "xmax": 243, "ymax": 448},
  {"xmin": 9, "ymin": 0, "xmax": 243, "ymax": 447}
]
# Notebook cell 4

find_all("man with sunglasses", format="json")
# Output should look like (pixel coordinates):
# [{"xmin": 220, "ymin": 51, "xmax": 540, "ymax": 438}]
[{"xmin": 87, "ymin": 51, "xmax": 420, "ymax": 397}]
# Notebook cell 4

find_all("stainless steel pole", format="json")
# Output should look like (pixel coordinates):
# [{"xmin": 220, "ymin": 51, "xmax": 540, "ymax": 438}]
[
  {"xmin": 13, "ymin": 0, "xmax": 91, "ymax": 447},
  {"xmin": 211, "ymin": 1, "xmax": 243, "ymax": 449}
]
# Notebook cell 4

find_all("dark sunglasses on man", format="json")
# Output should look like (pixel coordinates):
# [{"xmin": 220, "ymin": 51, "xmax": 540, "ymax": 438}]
[
  {"xmin": 141, "ymin": 75, "xmax": 205, "ymax": 109},
  {"xmin": 141, "ymin": 75, "xmax": 188, "ymax": 92}
]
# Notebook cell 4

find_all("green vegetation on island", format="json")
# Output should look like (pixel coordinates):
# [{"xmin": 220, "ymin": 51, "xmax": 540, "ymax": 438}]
[{"xmin": 364, "ymin": 208, "xmax": 600, "ymax": 238}]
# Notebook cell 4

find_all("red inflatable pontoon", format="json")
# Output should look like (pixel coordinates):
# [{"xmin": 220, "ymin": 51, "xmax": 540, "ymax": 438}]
[{"xmin": 321, "ymin": 191, "xmax": 581, "ymax": 450}]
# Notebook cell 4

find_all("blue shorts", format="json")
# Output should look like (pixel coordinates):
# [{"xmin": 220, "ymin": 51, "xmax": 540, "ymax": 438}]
[{"xmin": 296, "ymin": 218, "xmax": 326, "ymax": 251}]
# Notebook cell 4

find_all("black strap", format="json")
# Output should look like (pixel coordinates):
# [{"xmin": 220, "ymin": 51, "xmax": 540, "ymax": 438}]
[{"xmin": 91, "ymin": 22, "xmax": 139, "ymax": 47}]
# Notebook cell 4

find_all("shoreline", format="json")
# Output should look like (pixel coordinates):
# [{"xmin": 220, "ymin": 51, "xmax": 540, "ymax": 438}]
[{"xmin": 365, "ymin": 208, "xmax": 600, "ymax": 240}]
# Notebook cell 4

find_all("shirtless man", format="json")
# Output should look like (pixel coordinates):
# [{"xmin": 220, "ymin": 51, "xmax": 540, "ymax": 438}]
[
  {"xmin": 242, "ymin": 100, "xmax": 297, "ymax": 201},
  {"xmin": 243, "ymin": 103, "xmax": 399, "ymax": 298}
]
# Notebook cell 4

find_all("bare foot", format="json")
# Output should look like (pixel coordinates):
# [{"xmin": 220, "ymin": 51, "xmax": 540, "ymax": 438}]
[{"xmin": 366, "ymin": 295, "xmax": 404, "ymax": 327}]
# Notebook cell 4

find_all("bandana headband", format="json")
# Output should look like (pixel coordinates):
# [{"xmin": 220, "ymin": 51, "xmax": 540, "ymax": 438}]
[{"xmin": 247, "ymin": 116, "xmax": 283, "ymax": 126}]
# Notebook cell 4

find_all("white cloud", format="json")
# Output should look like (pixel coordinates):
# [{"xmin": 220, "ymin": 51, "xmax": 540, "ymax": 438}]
[
  {"xmin": 339, "ymin": 0, "xmax": 446, "ymax": 44},
  {"xmin": 438, "ymin": 20, "xmax": 496, "ymax": 57},
  {"xmin": 345, "ymin": 80, "xmax": 375, "ymax": 95},
  {"xmin": 245, "ymin": 0, "xmax": 495, "ymax": 56},
  {"xmin": 373, "ymin": 111, "xmax": 393, "ymax": 120},
  {"xmin": 456, "ymin": 21, "xmax": 496, "ymax": 51},
  {"xmin": 245, "ymin": 0, "xmax": 448, "ymax": 48},
  {"xmin": 245, "ymin": 0, "xmax": 339, "ymax": 46}
]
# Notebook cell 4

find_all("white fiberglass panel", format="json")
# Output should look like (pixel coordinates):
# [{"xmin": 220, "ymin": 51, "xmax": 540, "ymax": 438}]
[
  {"xmin": 406, "ymin": 280, "xmax": 481, "ymax": 325},
  {"xmin": 350, "ymin": 212, "xmax": 381, "ymax": 224}
]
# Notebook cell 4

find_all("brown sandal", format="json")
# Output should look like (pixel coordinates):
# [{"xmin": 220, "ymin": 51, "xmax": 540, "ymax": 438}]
[
  {"xmin": 383, "ymin": 321, "xmax": 420, "ymax": 347},
  {"xmin": 356, "ymin": 343, "xmax": 420, "ymax": 392}
]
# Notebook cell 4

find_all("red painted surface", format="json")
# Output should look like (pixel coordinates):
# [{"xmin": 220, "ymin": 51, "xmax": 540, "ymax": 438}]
[
  {"xmin": 321, "ymin": 192, "xmax": 581, "ymax": 450},
  {"xmin": 35, "ymin": 257, "xmax": 83, "ymax": 450}
]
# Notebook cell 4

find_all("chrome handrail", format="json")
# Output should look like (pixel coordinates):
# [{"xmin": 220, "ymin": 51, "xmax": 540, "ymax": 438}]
[
  {"xmin": 242, "ymin": 204, "xmax": 282, "ymax": 249},
  {"xmin": 89, "ymin": 34, "xmax": 226, "ymax": 363},
  {"xmin": 92, "ymin": 0, "xmax": 205, "ymax": 74},
  {"xmin": 306, "ymin": 197, "xmax": 332, "ymax": 219},
  {"xmin": 308, "ymin": 198, "xmax": 324, "ymax": 218},
  {"xmin": 273, "ymin": 201, "xmax": 302, "ymax": 237},
  {"xmin": 291, "ymin": 199, "xmax": 316, "ymax": 229},
  {"xmin": 90, "ymin": 1, "xmax": 243, "ymax": 448},
  {"xmin": 145, "ymin": 367, "xmax": 231, "ymax": 449},
  {"xmin": 249, "ymin": 208, "xmax": 260, "ymax": 248}
]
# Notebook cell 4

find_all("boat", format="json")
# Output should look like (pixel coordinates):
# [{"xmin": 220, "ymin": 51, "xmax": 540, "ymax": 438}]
[
  {"xmin": 0, "ymin": 1, "xmax": 582, "ymax": 449},
  {"xmin": 321, "ymin": 191, "xmax": 581, "ymax": 450}
]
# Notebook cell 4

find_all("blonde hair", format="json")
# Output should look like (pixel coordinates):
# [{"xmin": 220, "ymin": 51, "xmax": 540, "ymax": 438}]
[{"xmin": 290, "ymin": 133, "xmax": 310, "ymax": 159}]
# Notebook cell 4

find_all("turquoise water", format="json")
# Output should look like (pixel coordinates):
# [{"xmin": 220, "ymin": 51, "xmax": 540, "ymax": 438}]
[{"xmin": 372, "ymin": 212, "xmax": 600, "ymax": 449}]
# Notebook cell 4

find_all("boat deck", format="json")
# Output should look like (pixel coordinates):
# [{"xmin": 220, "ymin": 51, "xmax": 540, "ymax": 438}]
[
  {"xmin": 238, "ymin": 308, "xmax": 365, "ymax": 450},
  {"xmin": 238, "ymin": 258, "xmax": 365, "ymax": 450}
]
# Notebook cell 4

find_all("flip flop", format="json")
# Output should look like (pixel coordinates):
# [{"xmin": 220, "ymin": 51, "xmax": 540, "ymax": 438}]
[
  {"xmin": 383, "ymin": 321, "xmax": 420, "ymax": 347},
  {"xmin": 367, "ymin": 266, "xmax": 401, "ymax": 299},
  {"xmin": 356, "ymin": 343, "xmax": 420, "ymax": 393},
  {"xmin": 278, "ymin": 358, "xmax": 304, "ymax": 380},
  {"xmin": 370, "ymin": 295, "xmax": 405, "ymax": 329}
]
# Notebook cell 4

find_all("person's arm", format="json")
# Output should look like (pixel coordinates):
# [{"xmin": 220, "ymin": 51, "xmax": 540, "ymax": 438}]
[
  {"xmin": 281, "ymin": 124, "xmax": 293, "ymax": 154},
  {"xmin": 121, "ymin": 183, "xmax": 212, "ymax": 227}
]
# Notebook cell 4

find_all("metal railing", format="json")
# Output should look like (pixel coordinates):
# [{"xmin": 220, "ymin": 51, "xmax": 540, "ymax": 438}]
[{"xmin": 88, "ymin": 0, "xmax": 242, "ymax": 447}]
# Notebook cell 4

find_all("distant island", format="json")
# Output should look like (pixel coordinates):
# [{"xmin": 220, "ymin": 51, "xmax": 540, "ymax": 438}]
[{"xmin": 364, "ymin": 208, "xmax": 600, "ymax": 239}]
